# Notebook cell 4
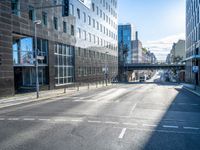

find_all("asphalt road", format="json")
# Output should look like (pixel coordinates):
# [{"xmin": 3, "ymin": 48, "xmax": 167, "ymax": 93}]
[{"xmin": 0, "ymin": 75, "xmax": 200, "ymax": 150}]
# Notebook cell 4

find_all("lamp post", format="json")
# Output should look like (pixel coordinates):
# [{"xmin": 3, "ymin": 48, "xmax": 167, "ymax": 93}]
[
  {"xmin": 105, "ymin": 52, "xmax": 109, "ymax": 86},
  {"xmin": 34, "ymin": 20, "xmax": 41, "ymax": 98}
]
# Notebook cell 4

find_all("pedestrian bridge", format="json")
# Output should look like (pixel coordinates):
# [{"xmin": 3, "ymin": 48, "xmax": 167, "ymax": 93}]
[{"xmin": 123, "ymin": 63, "xmax": 185, "ymax": 70}]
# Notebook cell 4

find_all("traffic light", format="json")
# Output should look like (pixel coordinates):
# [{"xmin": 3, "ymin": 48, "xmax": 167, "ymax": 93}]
[{"xmin": 62, "ymin": 0, "xmax": 69, "ymax": 17}]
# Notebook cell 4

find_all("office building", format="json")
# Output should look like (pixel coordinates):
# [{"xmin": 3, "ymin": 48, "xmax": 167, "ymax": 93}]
[
  {"xmin": 186, "ymin": 0, "xmax": 200, "ymax": 85},
  {"xmin": 0, "ymin": 0, "xmax": 118, "ymax": 97}
]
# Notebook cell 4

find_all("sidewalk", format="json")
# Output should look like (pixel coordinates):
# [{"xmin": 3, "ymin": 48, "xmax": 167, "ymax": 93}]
[
  {"xmin": 0, "ymin": 82, "xmax": 113, "ymax": 109},
  {"xmin": 182, "ymin": 83, "xmax": 200, "ymax": 97}
]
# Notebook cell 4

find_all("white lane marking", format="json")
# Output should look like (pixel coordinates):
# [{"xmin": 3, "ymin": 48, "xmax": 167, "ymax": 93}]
[
  {"xmin": 23, "ymin": 118, "xmax": 35, "ymax": 121},
  {"xmin": 74, "ymin": 100, "xmax": 97, "ymax": 102},
  {"xmin": 178, "ymin": 103, "xmax": 187, "ymax": 105},
  {"xmin": 54, "ymin": 118, "xmax": 67, "ymax": 122},
  {"xmin": 105, "ymin": 121, "xmax": 119, "ymax": 125},
  {"xmin": 163, "ymin": 125, "xmax": 179, "ymax": 129},
  {"xmin": 88, "ymin": 120, "xmax": 101, "ymax": 123},
  {"xmin": 7, "ymin": 118, "xmax": 19, "ymax": 121},
  {"xmin": 118, "ymin": 128, "xmax": 127, "ymax": 139},
  {"xmin": 38, "ymin": 118, "xmax": 50, "ymax": 121},
  {"xmin": 183, "ymin": 127, "xmax": 199, "ymax": 130},
  {"xmin": 123, "ymin": 122, "xmax": 137, "ymax": 126},
  {"xmin": 0, "ymin": 118, "xmax": 5, "ymax": 120},
  {"xmin": 143, "ymin": 124, "xmax": 157, "ymax": 127},
  {"xmin": 129, "ymin": 103, "xmax": 137, "ymax": 116},
  {"xmin": 191, "ymin": 104, "xmax": 199, "ymax": 106},
  {"xmin": 71, "ymin": 119, "xmax": 83, "ymax": 122}
]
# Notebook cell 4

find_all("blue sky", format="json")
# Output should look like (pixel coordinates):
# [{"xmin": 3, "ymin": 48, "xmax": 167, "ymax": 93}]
[{"xmin": 118, "ymin": 0, "xmax": 186, "ymax": 60}]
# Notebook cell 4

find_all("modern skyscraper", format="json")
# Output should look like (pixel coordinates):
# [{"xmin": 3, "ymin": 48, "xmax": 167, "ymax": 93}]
[{"xmin": 186, "ymin": 0, "xmax": 200, "ymax": 85}]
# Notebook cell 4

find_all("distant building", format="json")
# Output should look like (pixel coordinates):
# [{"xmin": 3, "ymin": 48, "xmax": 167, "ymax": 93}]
[
  {"xmin": 132, "ymin": 31, "xmax": 143, "ymax": 63},
  {"xmin": 186, "ymin": 0, "xmax": 200, "ymax": 85},
  {"xmin": 118, "ymin": 24, "xmax": 136, "ymax": 64},
  {"xmin": 171, "ymin": 40, "xmax": 186, "ymax": 63},
  {"xmin": 166, "ymin": 40, "xmax": 185, "ymax": 64}
]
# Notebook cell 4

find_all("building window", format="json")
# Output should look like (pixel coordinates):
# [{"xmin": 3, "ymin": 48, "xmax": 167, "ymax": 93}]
[
  {"xmin": 13, "ymin": 37, "xmax": 48, "ymax": 65},
  {"xmin": 77, "ymin": 8, "xmax": 80, "ymax": 19},
  {"xmin": 29, "ymin": 6, "xmax": 35, "ymax": 21},
  {"xmin": 88, "ymin": 15, "xmax": 91, "ymax": 25},
  {"xmin": 92, "ymin": 3, "xmax": 95, "ymax": 12},
  {"xmin": 54, "ymin": 44, "xmax": 74, "ymax": 85},
  {"xmin": 63, "ymin": 21, "xmax": 67, "ymax": 33},
  {"xmin": 88, "ymin": 33, "xmax": 91, "ymax": 42},
  {"xmin": 92, "ymin": 19, "xmax": 95, "ymax": 28},
  {"xmin": 83, "ymin": 12, "xmax": 86, "ymax": 22},
  {"xmin": 11, "ymin": 0, "xmax": 20, "ymax": 16},
  {"xmin": 42, "ymin": 12, "xmax": 47, "ymax": 26},
  {"xmin": 71, "ymin": 25, "xmax": 74, "ymax": 35},
  {"xmin": 83, "ymin": 30, "xmax": 86, "ymax": 40},
  {"xmin": 78, "ymin": 28, "xmax": 81, "ymax": 38},
  {"xmin": 69, "ymin": 3, "xmax": 74, "ymax": 15},
  {"xmin": 53, "ymin": 17, "xmax": 58, "ymax": 30}
]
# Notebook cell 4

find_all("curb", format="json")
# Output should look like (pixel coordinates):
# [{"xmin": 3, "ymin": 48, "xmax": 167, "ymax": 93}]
[{"xmin": 182, "ymin": 86, "xmax": 200, "ymax": 97}]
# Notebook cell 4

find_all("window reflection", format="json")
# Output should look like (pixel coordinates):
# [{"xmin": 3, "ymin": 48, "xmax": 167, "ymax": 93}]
[{"xmin": 12, "ymin": 37, "xmax": 48, "ymax": 65}]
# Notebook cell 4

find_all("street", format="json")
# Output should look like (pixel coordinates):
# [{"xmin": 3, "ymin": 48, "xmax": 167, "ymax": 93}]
[{"xmin": 0, "ymin": 75, "xmax": 200, "ymax": 150}]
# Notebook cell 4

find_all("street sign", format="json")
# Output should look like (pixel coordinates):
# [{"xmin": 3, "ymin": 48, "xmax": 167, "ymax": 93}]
[
  {"xmin": 192, "ymin": 66, "xmax": 199, "ymax": 73},
  {"xmin": 36, "ymin": 56, "xmax": 44, "ymax": 60}
]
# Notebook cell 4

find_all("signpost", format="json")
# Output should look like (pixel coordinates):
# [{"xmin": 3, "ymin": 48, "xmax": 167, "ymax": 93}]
[{"xmin": 192, "ymin": 66, "xmax": 199, "ymax": 73}]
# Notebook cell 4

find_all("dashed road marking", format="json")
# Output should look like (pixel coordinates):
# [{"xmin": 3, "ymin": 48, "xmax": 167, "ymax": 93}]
[
  {"xmin": 88, "ymin": 120, "xmax": 101, "ymax": 123},
  {"xmin": 143, "ymin": 124, "xmax": 157, "ymax": 127},
  {"xmin": 71, "ymin": 119, "xmax": 83, "ymax": 122},
  {"xmin": 105, "ymin": 121, "xmax": 119, "ymax": 125},
  {"xmin": 0, "ymin": 118, "xmax": 5, "ymax": 120},
  {"xmin": 183, "ymin": 127, "xmax": 199, "ymax": 130},
  {"xmin": 191, "ymin": 104, "xmax": 199, "ymax": 106},
  {"xmin": 129, "ymin": 103, "xmax": 137, "ymax": 116},
  {"xmin": 38, "ymin": 118, "xmax": 50, "ymax": 121},
  {"xmin": 163, "ymin": 125, "xmax": 179, "ymax": 129},
  {"xmin": 54, "ymin": 118, "xmax": 67, "ymax": 122},
  {"xmin": 118, "ymin": 128, "xmax": 126, "ymax": 139},
  {"xmin": 8, "ymin": 118, "xmax": 19, "ymax": 121},
  {"xmin": 23, "ymin": 118, "xmax": 35, "ymax": 121},
  {"xmin": 123, "ymin": 122, "xmax": 137, "ymax": 126}
]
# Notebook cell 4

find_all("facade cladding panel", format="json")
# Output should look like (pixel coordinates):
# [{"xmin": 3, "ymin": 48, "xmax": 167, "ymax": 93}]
[
  {"xmin": 70, "ymin": 0, "xmax": 118, "ymax": 82},
  {"xmin": 186, "ymin": 0, "xmax": 200, "ymax": 85}
]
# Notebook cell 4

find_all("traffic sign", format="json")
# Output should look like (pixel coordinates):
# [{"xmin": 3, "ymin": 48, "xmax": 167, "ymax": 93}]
[
  {"xmin": 36, "ymin": 56, "xmax": 44, "ymax": 60},
  {"xmin": 192, "ymin": 66, "xmax": 199, "ymax": 73}
]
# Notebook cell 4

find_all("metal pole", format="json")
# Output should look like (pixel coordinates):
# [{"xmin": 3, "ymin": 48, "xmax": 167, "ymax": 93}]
[{"xmin": 35, "ymin": 23, "xmax": 39, "ymax": 98}]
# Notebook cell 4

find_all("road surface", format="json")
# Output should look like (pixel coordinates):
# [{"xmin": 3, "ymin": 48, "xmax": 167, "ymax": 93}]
[{"xmin": 0, "ymin": 75, "xmax": 200, "ymax": 150}]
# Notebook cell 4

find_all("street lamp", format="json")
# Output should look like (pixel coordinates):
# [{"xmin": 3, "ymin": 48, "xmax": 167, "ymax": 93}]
[
  {"xmin": 105, "ymin": 51, "xmax": 109, "ymax": 86},
  {"xmin": 34, "ymin": 20, "xmax": 41, "ymax": 98}
]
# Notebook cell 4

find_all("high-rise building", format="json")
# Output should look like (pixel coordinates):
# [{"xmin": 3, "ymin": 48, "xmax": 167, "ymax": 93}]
[
  {"xmin": 0, "ymin": 0, "xmax": 118, "ymax": 97},
  {"xmin": 186, "ymin": 0, "xmax": 200, "ymax": 85},
  {"xmin": 118, "ymin": 24, "xmax": 136, "ymax": 64}
]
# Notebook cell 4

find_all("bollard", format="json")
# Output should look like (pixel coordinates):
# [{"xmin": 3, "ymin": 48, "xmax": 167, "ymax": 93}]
[
  {"xmin": 88, "ymin": 83, "xmax": 89, "ymax": 90},
  {"xmin": 77, "ymin": 83, "xmax": 79, "ymax": 91},
  {"xmin": 96, "ymin": 82, "xmax": 98, "ymax": 88},
  {"xmin": 64, "ymin": 87, "xmax": 66, "ymax": 93}
]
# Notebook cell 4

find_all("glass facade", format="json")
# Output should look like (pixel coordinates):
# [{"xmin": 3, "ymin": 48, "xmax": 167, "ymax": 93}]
[
  {"xmin": 186, "ymin": 0, "xmax": 200, "ymax": 84},
  {"xmin": 54, "ymin": 43, "xmax": 75, "ymax": 86},
  {"xmin": 118, "ymin": 25, "xmax": 132, "ymax": 64},
  {"xmin": 12, "ymin": 36, "xmax": 48, "ymax": 87}
]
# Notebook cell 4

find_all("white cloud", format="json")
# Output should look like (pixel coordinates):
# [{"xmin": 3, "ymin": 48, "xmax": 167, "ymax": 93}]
[{"xmin": 143, "ymin": 33, "xmax": 185, "ymax": 61}]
